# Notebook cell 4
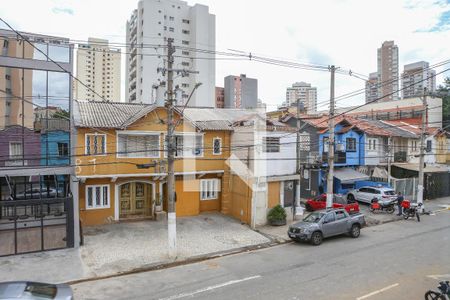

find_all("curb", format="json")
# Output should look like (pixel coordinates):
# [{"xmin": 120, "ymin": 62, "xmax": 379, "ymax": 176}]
[{"xmin": 67, "ymin": 240, "xmax": 284, "ymax": 286}]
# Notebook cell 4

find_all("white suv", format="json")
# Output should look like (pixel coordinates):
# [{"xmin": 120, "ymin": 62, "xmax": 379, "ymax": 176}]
[{"xmin": 346, "ymin": 186, "xmax": 397, "ymax": 204}]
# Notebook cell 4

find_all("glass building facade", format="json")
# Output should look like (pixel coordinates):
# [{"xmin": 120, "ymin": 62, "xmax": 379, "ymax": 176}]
[{"xmin": 0, "ymin": 29, "xmax": 76, "ymax": 256}]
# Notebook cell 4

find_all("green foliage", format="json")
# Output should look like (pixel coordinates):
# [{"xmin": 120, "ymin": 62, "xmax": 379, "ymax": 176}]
[
  {"xmin": 267, "ymin": 204, "xmax": 287, "ymax": 222},
  {"xmin": 53, "ymin": 110, "xmax": 70, "ymax": 120},
  {"xmin": 437, "ymin": 77, "xmax": 450, "ymax": 127}
]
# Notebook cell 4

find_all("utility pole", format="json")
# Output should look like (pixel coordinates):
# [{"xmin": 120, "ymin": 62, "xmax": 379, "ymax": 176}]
[
  {"xmin": 326, "ymin": 65, "xmax": 336, "ymax": 209},
  {"xmin": 387, "ymin": 136, "xmax": 392, "ymax": 186},
  {"xmin": 417, "ymin": 87, "xmax": 427, "ymax": 212},
  {"xmin": 166, "ymin": 38, "xmax": 177, "ymax": 259},
  {"xmin": 295, "ymin": 99, "xmax": 302, "ymax": 220}
]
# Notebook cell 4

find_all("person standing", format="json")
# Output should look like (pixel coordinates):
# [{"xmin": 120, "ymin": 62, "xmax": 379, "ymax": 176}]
[{"xmin": 396, "ymin": 192, "xmax": 404, "ymax": 216}]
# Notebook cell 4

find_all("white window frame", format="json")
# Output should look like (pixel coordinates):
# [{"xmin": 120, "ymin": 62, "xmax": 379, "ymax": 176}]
[
  {"xmin": 164, "ymin": 133, "xmax": 204, "ymax": 158},
  {"xmin": 9, "ymin": 141, "xmax": 23, "ymax": 159},
  {"xmin": 86, "ymin": 185, "xmax": 110, "ymax": 209},
  {"xmin": 85, "ymin": 133, "xmax": 107, "ymax": 156},
  {"xmin": 212, "ymin": 137, "xmax": 222, "ymax": 155},
  {"xmin": 200, "ymin": 179, "xmax": 221, "ymax": 201},
  {"xmin": 368, "ymin": 138, "xmax": 377, "ymax": 151},
  {"xmin": 116, "ymin": 131, "xmax": 161, "ymax": 159},
  {"xmin": 263, "ymin": 136, "xmax": 280, "ymax": 153}
]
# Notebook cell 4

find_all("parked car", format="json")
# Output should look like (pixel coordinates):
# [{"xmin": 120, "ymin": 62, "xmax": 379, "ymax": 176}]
[
  {"xmin": 288, "ymin": 209, "xmax": 366, "ymax": 245},
  {"xmin": 346, "ymin": 186, "xmax": 396, "ymax": 204},
  {"xmin": 0, "ymin": 281, "xmax": 73, "ymax": 300},
  {"xmin": 304, "ymin": 193, "xmax": 360, "ymax": 214}
]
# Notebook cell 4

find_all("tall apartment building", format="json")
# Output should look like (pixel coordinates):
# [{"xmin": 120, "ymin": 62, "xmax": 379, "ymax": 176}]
[
  {"xmin": 365, "ymin": 72, "xmax": 378, "ymax": 103},
  {"xmin": 215, "ymin": 87, "xmax": 224, "ymax": 108},
  {"xmin": 377, "ymin": 41, "xmax": 399, "ymax": 102},
  {"xmin": 75, "ymin": 38, "xmax": 121, "ymax": 101},
  {"xmin": 285, "ymin": 82, "xmax": 317, "ymax": 112},
  {"xmin": 402, "ymin": 61, "xmax": 436, "ymax": 98},
  {"xmin": 224, "ymin": 74, "xmax": 258, "ymax": 109},
  {"xmin": 126, "ymin": 0, "xmax": 215, "ymax": 107}
]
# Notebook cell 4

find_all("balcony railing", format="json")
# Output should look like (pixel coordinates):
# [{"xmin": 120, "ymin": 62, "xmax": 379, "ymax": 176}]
[{"xmin": 394, "ymin": 151, "xmax": 407, "ymax": 163}]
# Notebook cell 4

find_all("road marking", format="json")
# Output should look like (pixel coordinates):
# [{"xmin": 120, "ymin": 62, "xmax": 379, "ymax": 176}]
[
  {"xmin": 427, "ymin": 274, "xmax": 450, "ymax": 280},
  {"xmin": 356, "ymin": 283, "xmax": 399, "ymax": 300},
  {"xmin": 159, "ymin": 275, "xmax": 262, "ymax": 300}
]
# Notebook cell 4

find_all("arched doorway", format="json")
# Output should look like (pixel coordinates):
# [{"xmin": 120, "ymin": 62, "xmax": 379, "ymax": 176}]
[{"xmin": 119, "ymin": 182, "xmax": 154, "ymax": 219}]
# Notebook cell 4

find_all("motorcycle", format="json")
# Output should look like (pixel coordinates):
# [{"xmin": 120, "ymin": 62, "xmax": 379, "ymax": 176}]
[
  {"xmin": 424, "ymin": 281, "xmax": 450, "ymax": 300},
  {"xmin": 370, "ymin": 198, "xmax": 396, "ymax": 214},
  {"xmin": 401, "ymin": 200, "xmax": 422, "ymax": 222}
]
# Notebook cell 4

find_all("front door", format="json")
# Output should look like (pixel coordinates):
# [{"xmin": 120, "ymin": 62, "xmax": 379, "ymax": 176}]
[
  {"xmin": 283, "ymin": 181, "xmax": 295, "ymax": 207},
  {"xmin": 120, "ymin": 182, "xmax": 153, "ymax": 219}
]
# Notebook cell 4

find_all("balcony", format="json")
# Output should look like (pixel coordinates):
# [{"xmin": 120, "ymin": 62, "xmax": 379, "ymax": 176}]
[{"xmin": 322, "ymin": 151, "xmax": 346, "ymax": 164}]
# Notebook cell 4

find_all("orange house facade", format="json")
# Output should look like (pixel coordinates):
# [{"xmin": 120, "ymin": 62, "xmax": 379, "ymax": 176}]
[{"xmin": 74, "ymin": 101, "xmax": 233, "ymax": 226}]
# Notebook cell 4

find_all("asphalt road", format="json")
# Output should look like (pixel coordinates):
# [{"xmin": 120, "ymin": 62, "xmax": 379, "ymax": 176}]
[{"xmin": 72, "ymin": 210, "xmax": 450, "ymax": 300}]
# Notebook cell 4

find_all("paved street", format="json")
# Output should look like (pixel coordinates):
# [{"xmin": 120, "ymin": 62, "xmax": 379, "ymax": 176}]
[{"xmin": 72, "ymin": 209, "xmax": 450, "ymax": 300}]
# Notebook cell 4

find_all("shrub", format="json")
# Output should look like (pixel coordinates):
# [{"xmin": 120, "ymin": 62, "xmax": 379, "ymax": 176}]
[{"xmin": 267, "ymin": 204, "xmax": 287, "ymax": 222}]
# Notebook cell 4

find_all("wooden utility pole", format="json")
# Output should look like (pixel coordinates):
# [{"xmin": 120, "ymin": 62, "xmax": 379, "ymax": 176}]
[
  {"xmin": 326, "ymin": 66, "xmax": 336, "ymax": 209},
  {"xmin": 295, "ymin": 99, "xmax": 302, "ymax": 220},
  {"xmin": 387, "ymin": 136, "xmax": 392, "ymax": 186},
  {"xmin": 417, "ymin": 87, "xmax": 427, "ymax": 212},
  {"xmin": 166, "ymin": 38, "xmax": 177, "ymax": 259}
]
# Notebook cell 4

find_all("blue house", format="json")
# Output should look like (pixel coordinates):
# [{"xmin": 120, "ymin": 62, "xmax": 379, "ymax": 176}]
[{"xmin": 41, "ymin": 131, "xmax": 70, "ymax": 166}]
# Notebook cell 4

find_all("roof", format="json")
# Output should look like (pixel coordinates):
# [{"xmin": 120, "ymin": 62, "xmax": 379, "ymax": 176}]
[
  {"xmin": 74, "ymin": 101, "xmax": 156, "ymax": 129},
  {"xmin": 333, "ymin": 168, "xmax": 370, "ymax": 184},
  {"xmin": 393, "ymin": 163, "xmax": 450, "ymax": 173}
]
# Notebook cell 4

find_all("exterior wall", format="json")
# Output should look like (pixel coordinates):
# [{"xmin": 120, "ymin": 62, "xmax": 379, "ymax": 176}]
[
  {"xmin": 75, "ymin": 38, "xmax": 121, "ymax": 102},
  {"xmin": 435, "ymin": 135, "xmax": 448, "ymax": 164},
  {"xmin": 224, "ymin": 74, "xmax": 258, "ymax": 109},
  {"xmin": 377, "ymin": 41, "xmax": 399, "ymax": 101},
  {"xmin": 126, "ymin": 0, "xmax": 215, "ymax": 107},
  {"xmin": 285, "ymin": 82, "xmax": 317, "ymax": 112},
  {"xmin": 41, "ymin": 131, "xmax": 70, "ymax": 166},
  {"xmin": 365, "ymin": 72, "xmax": 378, "ymax": 103},
  {"xmin": 79, "ymin": 178, "xmax": 116, "ymax": 226},
  {"xmin": 229, "ymin": 174, "xmax": 251, "ymax": 225},
  {"xmin": 215, "ymin": 87, "xmax": 224, "ymax": 108},
  {"xmin": 402, "ymin": 61, "xmax": 436, "ymax": 99},
  {"xmin": 0, "ymin": 126, "xmax": 41, "ymax": 167}
]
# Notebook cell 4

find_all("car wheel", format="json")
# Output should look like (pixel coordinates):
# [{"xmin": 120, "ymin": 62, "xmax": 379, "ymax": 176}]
[
  {"xmin": 350, "ymin": 224, "xmax": 360, "ymax": 238},
  {"xmin": 347, "ymin": 194, "xmax": 355, "ymax": 201},
  {"xmin": 310, "ymin": 231, "xmax": 323, "ymax": 246}
]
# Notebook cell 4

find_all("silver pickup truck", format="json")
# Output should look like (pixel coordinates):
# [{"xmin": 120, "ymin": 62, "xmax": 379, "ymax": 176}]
[{"xmin": 288, "ymin": 209, "xmax": 366, "ymax": 245}]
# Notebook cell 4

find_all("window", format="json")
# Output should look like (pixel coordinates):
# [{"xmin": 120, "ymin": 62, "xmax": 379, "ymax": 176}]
[
  {"xmin": 5, "ymin": 74, "xmax": 10, "ymax": 80},
  {"xmin": 181, "ymin": 83, "xmax": 190, "ymax": 88},
  {"xmin": 426, "ymin": 140, "xmax": 432, "ymax": 152},
  {"xmin": 346, "ymin": 138, "xmax": 356, "ymax": 152},
  {"xmin": 200, "ymin": 179, "xmax": 220, "ymax": 200},
  {"xmin": 169, "ymin": 16, "xmax": 174, "ymax": 21},
  {"xmin": 117, "ymin": 133, "xmax": 159, "ymax": 158},
  {"xmin": 368, "ymin": 138, "xmax": 377, "ymax": 151},
  {"xmin": 411, "ymin": 140, "xmax": 418, "ymax": 152},
  {"xmin": 213, "ymin": 138, "xmax": 222, "ymax": 155},
  {"xmin": 57, "ymin": 142, "xmax": 69, "ymax": 157},
  {"xmin": 182, "ymin": 29, "xmax": 190, "ymax": 34},
  {"xmin": 323, "ymin": 137, "xmax": 329, "ymax": 153},
  {"xmin": 182, "ymin": 51, "xmax": 190, "ymax": 56},
  {"xmin": 9, "ymin": 142, "xmax": 22, "ymax": 159},
  {"xmin": 169, "ymin": 134, "xmax": 203, "ymax": 157},
  {"xmin": 324, "ymin": 213, "xmax": 335, "ymax": 223},
  {"xmin": 335, "ymin": 210, "xmax": 346, "ymax": 220},
  {"xmin": 86, "ymin": 185, "xmax": 109, "ymax": 209},
  {"xmin": 182, "ymin": 40, "xmax": 189, "ymax": 45},
  {"xmin": 181, "ymin": 61, "xmax": 190, "ymax": 67},
  {"xmin": 85, "ymin": 134, "xmax": 106, "ymax": 155},
  {"xmin": 182, "ymin": 19, "xmax": 190, "ymax": 24},
  {"xmin": 169, "ymin": 27, "xmax": 174, "ymax": 32},
  {"xmin": 299, "ymin": 133, "xmax": 310, "ymax": 151},
  {"xmin": 263, "ymin": 137, "xmax": 280, "ymax": 153}
]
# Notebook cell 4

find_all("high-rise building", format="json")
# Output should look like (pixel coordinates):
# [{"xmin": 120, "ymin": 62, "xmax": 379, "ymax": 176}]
[
  {"xmin": 377, "ymin": 41, "xmax": 399, "ymax": 102},
  {"xmin": 75, "ymin": 38, "xmax": 121, "ymax": 101},
  {"xmin": 365, "ymin": 72, "xmax": 378, "ymax": 103},
  {"xmin": 125, "ymin": 0, "xmax": 215, "ymax": 107},
  {"xmin": 224, "ymin": 74, "xmax": 258, "ymax": 109},
  {"xmin": 215, "ymin": 87, "xmax": 224, "ymax": 108},
  {"xmin": 285, "ymin": 82, "xmax": 317, "ymax": 112},
  {"xmin": 402, "ymin": 61, "xmax": 436, "ymax": 98}
]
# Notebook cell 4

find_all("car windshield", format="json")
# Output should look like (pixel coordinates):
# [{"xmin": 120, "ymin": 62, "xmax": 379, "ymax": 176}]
[
  {"xmin": 303, "ymin": 212, "xmax": 325, "ymax": 223},
  {"xmin": 383, "ymin": 190, "xmax": 396, "ymax": 195},
  {"xmin": 24, "ymin": 282, "xmax": 57, "ymax": 299}
]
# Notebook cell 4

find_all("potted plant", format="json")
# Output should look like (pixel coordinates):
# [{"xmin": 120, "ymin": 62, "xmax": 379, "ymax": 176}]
[{"xmin": 267, "ymin": 205, "xmax": 287, "ymax": 226}]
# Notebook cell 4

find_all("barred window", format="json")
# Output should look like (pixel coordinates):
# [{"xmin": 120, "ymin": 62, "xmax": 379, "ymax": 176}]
[{"xmin": 263, "ymin": 137, "xmax": 280, "ymax": 153}]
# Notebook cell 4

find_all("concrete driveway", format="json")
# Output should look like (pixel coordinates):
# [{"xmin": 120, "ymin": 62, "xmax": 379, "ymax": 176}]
[{"xmin": 0, "ymin": 213, "xmax": 270, "ymax": 283}]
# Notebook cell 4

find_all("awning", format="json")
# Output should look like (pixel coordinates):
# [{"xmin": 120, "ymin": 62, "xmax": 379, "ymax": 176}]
[
  {"xmin": 393, "ymin": 163, "xmax": 450, "ymax": 173},
  {"xmin": 334, "ymin": 168, "xmax": 370, "ymax": 184}
]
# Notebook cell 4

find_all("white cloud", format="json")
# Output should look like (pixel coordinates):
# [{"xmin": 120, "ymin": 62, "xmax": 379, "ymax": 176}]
[{"xmin": 1, "ymin": 0, "xmax": 448, "ymax": 109}]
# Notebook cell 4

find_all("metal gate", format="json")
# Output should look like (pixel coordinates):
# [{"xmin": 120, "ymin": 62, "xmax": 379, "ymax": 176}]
[{"xmin": 0, "ymin": 176, "xmax": 74, "ymax": 257}]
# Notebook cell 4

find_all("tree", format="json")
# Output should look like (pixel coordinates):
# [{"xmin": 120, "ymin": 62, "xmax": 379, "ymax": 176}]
[
  {"xmin": 53, "ymin": 110, "xmax": 70, "ymax": 120},
  {"xmin": 436, "ymin": 77, "xmax": 450, "ymax": 127}
]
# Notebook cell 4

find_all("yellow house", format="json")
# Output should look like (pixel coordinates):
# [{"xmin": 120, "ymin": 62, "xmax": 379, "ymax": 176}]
[
  {"xmin": 434, "ymin": 129, "xmax": 450, "ymax": 164},
  {"xmin": 74, "ymin": 101, "xmax": 239, "ymax": 226}
]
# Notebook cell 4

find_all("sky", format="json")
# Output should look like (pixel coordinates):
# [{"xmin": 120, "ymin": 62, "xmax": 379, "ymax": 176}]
[{"xmin": 1, "ymin": 0, "xmax": 449, "ymax": 111}]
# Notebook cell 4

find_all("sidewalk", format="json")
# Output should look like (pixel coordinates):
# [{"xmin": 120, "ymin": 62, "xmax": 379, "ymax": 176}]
[
  {"xmin": 257, "ymin": 196, "xmax": 450, "ymax": 242},
  {"xmin": 0, "ymin": 213, "xmax": 270, "ymax": 283}
]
